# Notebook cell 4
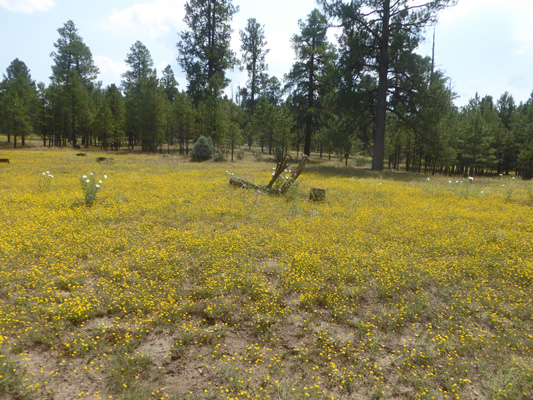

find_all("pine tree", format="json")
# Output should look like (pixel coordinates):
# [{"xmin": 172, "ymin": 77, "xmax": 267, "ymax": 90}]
[
  {"xmin": 49, "ymin": 20, "xmax": 99, "ymax": 146},
  {"xmin": 177, "ymin": 0, "xmax": 238, "ymax": 105},
  {"xmin": 0, "ymin": 59, "xmax": 37, "ymax": 147},
  {"xmin": 240, "ymin": 18, "xmax": 268, "ymax": 114},
  {"xmin": 320, "ymin": 0, "xmax": 456, "ymax": 170},
  {"xmin": 286, "ymin": 9, "xmax": 335, "ymax": 157},
  {"xmin": 122, "ymin": 41, "xmax": 161, "ymax": 150}
]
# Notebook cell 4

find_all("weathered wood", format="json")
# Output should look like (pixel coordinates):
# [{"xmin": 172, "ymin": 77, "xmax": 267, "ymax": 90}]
[
  {"xmin": 228, "ymin": 154, "xmax": 310, "ymax": 195},
  {"xmin": 280, "ymin": 155, "xmax": 309, "ymax": 194},
  {"xmin": 0, "ymin": 159, "xmax": 9, "ymax": 164},
  {"xmin": 76, "ymin": 153, "xmax": 87, "ymax": 157},
  {"xmin": 309, "ymin": 187, "xmax": 326, "ymax": 202},
  {"xmin": 267, "ymin": 155, "xmax": 292, "ymax": 188},
  {"xmin": 229, "ymin": 176, "xmax": 281, "ymax": 194}
]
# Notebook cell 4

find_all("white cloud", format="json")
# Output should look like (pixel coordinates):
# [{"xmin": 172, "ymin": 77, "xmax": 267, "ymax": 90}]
[
  {"xmin": 510, "ymin": 2, "xmax": 533, "ymax": 56},
  {"xmin": 103, "ymin": 0, "xmax": 185, "ymax": 38},
  {"xmin": 0, "ymin": 0, "xmax": 55, "ymax": 13},
  {"xmin": 93, "ymin": 55, "xmax": 128, "ymax": 86}
]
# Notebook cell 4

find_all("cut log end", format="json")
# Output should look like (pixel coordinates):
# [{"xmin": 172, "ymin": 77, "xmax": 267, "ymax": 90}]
[{"xmin": 309, "ymin": 187, "xmax": 326, "ymax": 202}]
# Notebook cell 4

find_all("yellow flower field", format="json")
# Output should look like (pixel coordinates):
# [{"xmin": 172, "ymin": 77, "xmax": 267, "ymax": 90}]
[{"xmin": 0, "ymin": 149, "xmax": 532, "ymax": 399}]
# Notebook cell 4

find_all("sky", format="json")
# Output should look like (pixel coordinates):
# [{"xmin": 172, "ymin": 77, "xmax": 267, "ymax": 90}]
[{"xmin": 1, "ymin": 0, "xmax": 533, "ymax": 108}]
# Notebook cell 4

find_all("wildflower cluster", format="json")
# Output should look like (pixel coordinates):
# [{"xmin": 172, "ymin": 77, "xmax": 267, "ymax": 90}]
[
  {"xmin": 272, "ymin": 167, "xmax": 293, "ymax": 190},
  {"xmin": 80, "ymin": 172, "xmax": 107, "ymax": 205},
  {"xmin": 39, "ymin": 170, "xmax": 54, "ymax": 190}
]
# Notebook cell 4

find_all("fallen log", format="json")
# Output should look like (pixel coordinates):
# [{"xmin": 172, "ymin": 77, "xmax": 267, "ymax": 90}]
[
  {"xmin": 229, "ymin": 154, "xmax": 309, "ymax": 195},
  {"xmin": 229, "ymin": 176, "xmax": 281, "ymax": 194},
  {"xmin": 0, "ymin": 159, "xmax": 9, "ymax": 163}
]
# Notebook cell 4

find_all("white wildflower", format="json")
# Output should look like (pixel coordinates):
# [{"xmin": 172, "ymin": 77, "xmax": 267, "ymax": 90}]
[
  {"xmin": 99, "ymin": 180, "xmax": 103, "ymax": 184},
  {"xmin": 82, "ymin": 175, "xmax": 87, "ymax": 179},
  {"xmin": 104, "ymin": 175, "xmax": 108, "ymax": 179},
  {"xmin": 86, "ymin": 179, "xmax": 90, "ymax": 183},
  {"xmin": 96, "ymin": 184, "xmax": 100, "ymax": 188}
]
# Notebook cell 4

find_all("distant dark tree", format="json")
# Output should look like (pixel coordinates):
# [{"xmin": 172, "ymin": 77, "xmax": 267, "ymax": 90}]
[
  {"xmin": 50, "ymin": 20, "xmax": 99, "ymax": 86},
  {"xmin": 0, "ymin": 59, "xmax": 37, "ymax": 147},
  {"xmin": 174, "ymin": 91, "xmax": 197, "ymax": 155},
  {"xmin": 49, "ymin": 20, "xmax": 99, "ymax": 146},
  {"xmin": 160, "ymin": 65, "xmax": 179, "ymax": 102},
  {"xmin": 495, "ymin": 92, "xmax": 517, "ymax": 174},
  {"xmin": 94, "ymin": 84, "xmax": 125, "ymax": 151},
  {"xmin": 512, "ymin": 94, "xmax": 533, "ymax": 179},
  {"xmin": 457, "ymin": 94, "xmax": 500, "ymax": 176},
  {"xmin": 240, "ymin": 18, "xmax": 268, "ymax": 114},
  {"xmin": 285, "ymin": 9, "xmax": 335, "ymax": 157},
  {"xmin": 122, "ymin": 41, "xmax": 164, "ymax": 151},
  {"xmin": 35, "ymin": 82, "xmax": 53, "ymax": 146},
  {"xmin": 122, "ymin": 40, "xmax": 154, "ymax": 95},
  {"xmin": 177, "ymin": 0, "xmax": 238, "ymax": 105}
]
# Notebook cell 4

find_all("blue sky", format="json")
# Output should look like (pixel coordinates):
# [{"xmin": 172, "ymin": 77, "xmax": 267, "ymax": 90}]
[{"xmin": 1, "ymin": 0, "xmax": 532, "ymax": 107}]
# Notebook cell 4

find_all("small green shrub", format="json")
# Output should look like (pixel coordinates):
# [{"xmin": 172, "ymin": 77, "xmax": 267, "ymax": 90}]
[
  {"xmin": 236, "ymin": 149, "xmax": 245, "ymax": 160},
  {"xmin": 254, "ymin": 151, "xmax": 263, "ymax": 162},
  {"xmin": 190, "ymin": 136, "xmax": 214, "ymax": 162},
  {"xmin": 213, "ymin": 149, "xmax": 227, "ymax": 162}
]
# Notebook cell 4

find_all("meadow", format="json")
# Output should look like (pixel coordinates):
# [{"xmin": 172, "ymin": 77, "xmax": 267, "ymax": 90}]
[{"xmin": 0, "ymin": 149, "xmax": 532, "ymax": 400}]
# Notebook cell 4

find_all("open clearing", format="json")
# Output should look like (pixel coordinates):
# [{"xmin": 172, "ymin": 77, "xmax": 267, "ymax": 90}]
[{"xmin": 1, "ymin": 149, "xmax": 533, "ymax": 399}]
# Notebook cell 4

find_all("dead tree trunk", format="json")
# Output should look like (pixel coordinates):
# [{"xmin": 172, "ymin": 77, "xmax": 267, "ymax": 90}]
[{"xmin": 229, "ymin": 155, "xmax": 309, "ymax": 195}]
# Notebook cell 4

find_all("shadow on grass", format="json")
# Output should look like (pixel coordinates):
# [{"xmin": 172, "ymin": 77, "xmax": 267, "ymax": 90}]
[{"xmin": 305, "ymin": 163, "xmax": 419, "ymax": 182}]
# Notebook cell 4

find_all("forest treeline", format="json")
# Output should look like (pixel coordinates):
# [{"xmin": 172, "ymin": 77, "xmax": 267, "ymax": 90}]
[{"xmin": 1, "ymin": 0, "xmax": 533, "ymax": 178}]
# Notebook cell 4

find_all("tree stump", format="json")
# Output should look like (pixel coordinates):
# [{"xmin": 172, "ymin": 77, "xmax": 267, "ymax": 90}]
[
  {"xmin": 0, "ymin": 159, "xmax": 9, "ymax": 164},
  {"xmin": 309, "ymin": 187, "xmax": 326, "ymax": 202}
]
